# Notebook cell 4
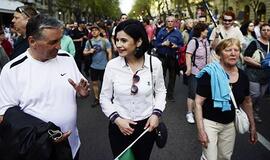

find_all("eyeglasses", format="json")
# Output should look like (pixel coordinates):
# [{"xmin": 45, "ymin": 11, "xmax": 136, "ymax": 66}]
[
  {"xmin": 261, "ymin": 29, "xmax": 270, "ymax": 32},
  {"xmin": 48, "ymin": 129, "xmax": 63, "ymax": 141},
  {"xmin": 131, "ymin": 71, "xmax": 140, "ymax": 95},
  {"xmin": 16, "ymin": 7, "xmax": 30, "ymax": 17},
  {"xmin": 223, "ymin": 19, "xmax": 233, "ymax": 22}
]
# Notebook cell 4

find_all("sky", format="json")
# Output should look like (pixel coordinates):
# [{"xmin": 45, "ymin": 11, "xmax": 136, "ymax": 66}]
[{"xmin": 119, "ymin": 0, "xmax": 134, "ymax": 14}]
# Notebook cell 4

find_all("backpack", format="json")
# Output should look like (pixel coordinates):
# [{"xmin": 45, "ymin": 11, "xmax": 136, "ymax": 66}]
[
  {"xmin": 260, "ymin": 42, "xmax": 270, "ymax": 69},
  {"xmin": 176, "ymin": 38, "xmax": 199, "ymax": 71},
  {"xmin": 87, "ymin": 38, "xmax": 109, "ymax": 57},
  {"xmin": 261, "ymin": 52, "xmax": 270, "ymax": 69}
]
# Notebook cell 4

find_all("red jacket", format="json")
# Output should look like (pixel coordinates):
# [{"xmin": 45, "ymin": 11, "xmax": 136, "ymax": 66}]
[{"xmin": 1, "ymin": 39, "xmax": 13, "ymax": 58}]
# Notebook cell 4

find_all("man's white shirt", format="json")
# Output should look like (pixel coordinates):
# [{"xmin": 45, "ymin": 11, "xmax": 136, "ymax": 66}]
[
  {"xmin": 209, "ymin": 25, "xmax": 245, "ymax": 45},
  {"xmin": 0, "ymin": 49, "xmax": 84, "ymax": 158}
]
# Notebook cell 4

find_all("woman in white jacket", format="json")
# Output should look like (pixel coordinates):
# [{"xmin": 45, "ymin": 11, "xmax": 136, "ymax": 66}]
[{"xmin": 100, "ymin": 19, "xmax": 166, "ymax": 160}]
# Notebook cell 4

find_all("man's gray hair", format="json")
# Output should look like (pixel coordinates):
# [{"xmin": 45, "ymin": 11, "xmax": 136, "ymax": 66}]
[{"xmin": 26, "ymin": 14, "xmax": 63, "ymax": 39}]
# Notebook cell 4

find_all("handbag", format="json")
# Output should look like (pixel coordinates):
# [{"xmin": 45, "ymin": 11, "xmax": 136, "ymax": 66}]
[
  {"xmin": 260, "ymin": 43, "xmax": 270, "ymax": 69},
  {"xmin": 229, "ymin": 88, "xmax": 250, "ymax": 134},
  {"xmin": 251, "ymin": 40, "xmax": 268, "ymax": 63},
  {"xmin": 252, "ymin": 49, "xmax": 264, "ymax": 63},
  {"xmin": 155, "ymin": 122, "xmax": 168, "ymax": 148}
]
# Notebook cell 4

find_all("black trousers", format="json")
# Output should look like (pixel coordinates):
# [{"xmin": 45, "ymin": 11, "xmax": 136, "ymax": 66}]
[
  {"xmin": 109, "ymin": 118, "xmax": 156, "ymax": 160},
  {"xmin": 158, "ymin": 54, "xmax": 178, "ymax": 98},
  {"xmin": 74, "ymin": 149, "xmax": 80, "ymax": 160}
]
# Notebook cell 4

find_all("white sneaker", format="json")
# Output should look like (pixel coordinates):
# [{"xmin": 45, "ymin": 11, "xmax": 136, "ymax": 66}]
[{"xmin": 186, "ymin": 112, "xmax": 195, "ymax": 124}]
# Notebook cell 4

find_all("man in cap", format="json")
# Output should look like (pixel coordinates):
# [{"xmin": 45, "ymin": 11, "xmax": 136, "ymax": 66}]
[{"xmin": 83, "ymin": 24, "xmax": 112, "ymax": 107}]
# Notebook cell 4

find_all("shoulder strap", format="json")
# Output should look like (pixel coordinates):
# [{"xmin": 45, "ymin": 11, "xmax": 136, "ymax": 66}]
[
  {"xmin": 101, "ymin": 38, "xmax": 107, "ymax": 50},
  {"xmin": 88, "ymin": 39, "xmax": 93, "ymax": 48},
  {"xmin": 190, "ymin": 38, "xmax": 199, "ymax": 67},
  {"xmin": 149, "ymin": 50, "xmax": 155, "ymax": 98},
  {"xmin": 255, "ymin": 40, "xmax": 265, "ymax": 51},
  {"xmin": 229, "ymin": 85, "xmax": 238, "ymax": 109},
  {"xmin": 255, "ymin": 40, "xmax": 266, "ymax": 59},
  {"xmin": 161, "ymin": 28, "xmax": 175, "ymax": 42}
]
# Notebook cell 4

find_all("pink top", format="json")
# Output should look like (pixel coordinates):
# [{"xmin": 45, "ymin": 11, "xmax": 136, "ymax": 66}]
[{"xmin": 145, "ymin": 25, "xmax": 155, "ymax": 42}]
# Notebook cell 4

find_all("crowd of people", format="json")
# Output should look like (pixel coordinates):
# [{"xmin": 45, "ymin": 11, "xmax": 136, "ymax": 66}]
[{"xmin": 0, "ymin": 4, "xmax": 269, "ymax": 160}]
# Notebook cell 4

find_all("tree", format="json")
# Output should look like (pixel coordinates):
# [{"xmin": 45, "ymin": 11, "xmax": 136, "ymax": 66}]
[
  {"xmin": 250, "ymin": 0, "xmax": 260, "ymax": 20},
  {"xmin": 56, "ymin": 0, "xmax": 121, "ymax": 22},
  {"xmin": 131, "ymin": 0, "xmax": 153, "ymax": 18}
]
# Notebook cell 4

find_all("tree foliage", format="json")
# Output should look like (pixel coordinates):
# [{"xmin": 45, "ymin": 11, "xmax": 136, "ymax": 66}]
[
  {"xmin": 130, "ymin": 0, "xmax": 193, "ymax": 19},
  {"xmin": 56, "ymin": 0, "xmax": 122, "ymax": 22},
  {"xmin": 130, "ymin": 0, "xmax": 153, "ymax": 18}
]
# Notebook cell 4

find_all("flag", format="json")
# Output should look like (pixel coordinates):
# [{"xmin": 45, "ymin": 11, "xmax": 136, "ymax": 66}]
[
  {"xmin": 116, "ymin": 148, "xmax": 135, "ymax": 160},
  {"xmin": 114, "ymin": 128, "xmax": 149, "ymax": 160}
]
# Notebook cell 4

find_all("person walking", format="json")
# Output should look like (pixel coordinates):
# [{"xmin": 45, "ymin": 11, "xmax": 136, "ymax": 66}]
[
  {"xmin": 195, "ymin": 38, "xmax": 257, "ymax": 160},
  {"xmin": 11, "ymin": 5, "xmax": 38, "ymax": 60},
  {"xmin": 209, "ymin": 11, "xmax": 245, "ymax": 49},
  {"xmin": 83, "ymin": 24, "xmax": 112, "ymax": 107},
  {"xmin": 185, "ymin": 23, "xmax": 210, "ymax": 124},
  {"xmin": 243, "ymin": 23, "xmax": 270, "ymax": 123},
  {"xmin": 0, "ymin": 29, "xmax": 13, "ymax": 58},
  {"xmin": 111, "ymin": 13, "xmax": 128, "ymax": 57},
  {"xmin": 155, "ymin": 15, "xmax": 183, "ymax": 101},
  {"xmin": 0, "ymin": 15, "xmax": 90, "ymax": 160},
  {"xmin": 100, "ymin": 19, "xmax": 166, "ymax": 160},
  {"xmin": 240, "ymin": 21, "xmax": 257, "ymax": 51}
]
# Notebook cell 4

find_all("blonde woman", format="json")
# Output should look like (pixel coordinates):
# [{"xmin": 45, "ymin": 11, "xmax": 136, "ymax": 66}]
[{"xmin": 195, "ymin": 38, "xmax": 257, "ymax": 160}]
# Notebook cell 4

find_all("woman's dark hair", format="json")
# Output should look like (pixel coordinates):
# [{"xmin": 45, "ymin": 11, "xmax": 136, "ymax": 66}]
[
  {"xmin": 254, "ymin": 19, "xmax": 260, "ymax": 26},
  {"xmin": 114, "ymin": 19, "xmax": 149, "ymax": 58},
  {"xmin": 240, "ymin": 21, "xmax": 256, "ymax": 38},
  {"xmin": 143, "ymin": 18, "xmax": 150, "ymax": 25},
  {"xmin": 192, "ymin": 23, "xmax": 208, "ymax": 38}
]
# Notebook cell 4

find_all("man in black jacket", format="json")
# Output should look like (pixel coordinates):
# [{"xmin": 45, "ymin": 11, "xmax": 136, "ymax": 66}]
[{"xmin": 10, "ymin": 5, "xmax": 39, "ymax": 60}]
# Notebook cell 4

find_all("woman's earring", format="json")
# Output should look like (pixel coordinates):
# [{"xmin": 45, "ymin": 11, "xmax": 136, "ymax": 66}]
[{"xmin": 135, "ymin": 47, "xmax": 140, "ymax": 54}]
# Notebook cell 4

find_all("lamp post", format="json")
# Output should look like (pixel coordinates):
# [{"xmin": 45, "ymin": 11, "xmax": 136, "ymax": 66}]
[{"xmin": 58, "ymin": 11, "xmax": 62, "ymax": 20}]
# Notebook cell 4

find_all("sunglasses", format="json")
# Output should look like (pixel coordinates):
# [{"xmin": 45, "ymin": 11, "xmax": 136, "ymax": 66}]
[
  {"xmin": 48, "ymin": 129, "xmax": 63, "ymax": 141},
  {"xmin": 223, "ymin": 19, "xmax": 233, "ymax": 22},
  {"xmin": 16, "ymin": 7, "xmax": 30, "ymax": 17},
  {"xmin": 131, "ymin": 71, "xmax": 140, "ymax": 95}
]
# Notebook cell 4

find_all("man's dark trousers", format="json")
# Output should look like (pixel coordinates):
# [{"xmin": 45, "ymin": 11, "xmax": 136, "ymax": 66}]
[{"xmin": 158, "ymin": 54, "xmax": 177, "ymax": 100}]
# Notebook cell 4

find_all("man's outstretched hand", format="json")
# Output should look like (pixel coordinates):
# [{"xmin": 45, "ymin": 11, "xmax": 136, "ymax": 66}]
[{"xmin": 68, "ymin": 78, "xmax": 90, "ymax": 97}]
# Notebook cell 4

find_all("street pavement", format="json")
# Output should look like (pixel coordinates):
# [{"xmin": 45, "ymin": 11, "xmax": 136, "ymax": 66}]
[{"xmin": 76, "ymin": 76, "xmax": 270, "ymax": 160}]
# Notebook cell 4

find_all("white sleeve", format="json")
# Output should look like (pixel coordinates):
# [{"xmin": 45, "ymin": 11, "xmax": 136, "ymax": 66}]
[
  {"xmin": 0, "ymin": 65, "xmax": 19, "ymax": 115},
  {"xmin": 209, "ymin": 28, "xmax": 217, "ymax": 41},
  {"xmin": 236, "ymin": 28, "xmax": 245, "ymax": 47},
  {"xmin": 153, "ymin": 58, "xmax": 167, "ymax": 112},
  {"xmin": 112, "ymin": 26, "xmax": 116, "ymax": 36},
  {"xmin": 100, "ymin": 63, "xmax": 118, "ymax": 118}
]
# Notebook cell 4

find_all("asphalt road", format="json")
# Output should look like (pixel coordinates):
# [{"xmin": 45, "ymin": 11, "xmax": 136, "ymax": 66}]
[{"xmin": 76, "ymin": 76, "xmax": 270, "ymax": 160}]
